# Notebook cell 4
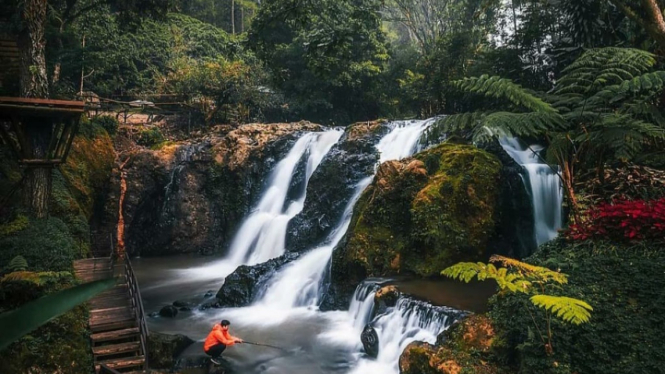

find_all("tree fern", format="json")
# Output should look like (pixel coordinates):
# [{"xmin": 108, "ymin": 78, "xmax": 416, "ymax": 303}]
[
  {"xmin": 454, "ymin": 75, "xmax": 557, "ymax": 113},
  {"xmin": 530, "ymin": 295, "xmax": 593, "ymax": 325}
]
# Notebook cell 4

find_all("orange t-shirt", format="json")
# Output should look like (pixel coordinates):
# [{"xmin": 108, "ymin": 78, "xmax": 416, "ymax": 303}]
[{"xmin": 204, "ymin": 324, "xmax": 236, "ymax": 351}]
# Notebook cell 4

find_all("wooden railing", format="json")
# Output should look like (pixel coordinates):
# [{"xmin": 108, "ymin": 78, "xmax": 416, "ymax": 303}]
[{"xmin": 124, "ymin": 255, "xmax": 149, "ymax": 370}]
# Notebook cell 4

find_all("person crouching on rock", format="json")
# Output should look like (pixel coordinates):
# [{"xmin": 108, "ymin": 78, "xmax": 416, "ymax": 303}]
[{"xmin": 204, "ymin": 319, "xmax": 243, "ymax": 365}]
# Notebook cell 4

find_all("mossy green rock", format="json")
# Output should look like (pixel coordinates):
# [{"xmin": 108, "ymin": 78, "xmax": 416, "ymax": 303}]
[{"xmin": 337, "ymin": 142, "xmax": 501, "ymax": 280}]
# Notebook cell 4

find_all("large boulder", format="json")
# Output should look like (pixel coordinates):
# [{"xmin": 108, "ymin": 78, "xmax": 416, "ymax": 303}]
[
  {"xmin": 216, "ymin": 252, "xmax": 300, "ymax": 307},
  {"xmin": 148, "ymin": 332, "xmax": 195, "ymax": 369},
  {"xmin": 119, "ymin": 122, "xmax": 321, "ymax": 256},
  {"xmin": 332, "ymin": 142, "xmax": 502, "ymax": 293}
]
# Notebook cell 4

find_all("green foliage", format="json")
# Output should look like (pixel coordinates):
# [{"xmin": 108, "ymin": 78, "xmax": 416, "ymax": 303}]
[
  {"xmin": 0, "ymin": 215, "xmax": 29, "ymax": 238},
  {"xmin": 490, "ymin": 239, "xmax": 665, "ymax": 374},
  {"xmin": 0, "ymin": 218, "xmax": 78, "ymax": 272},
  {"xmin": 443, "ymin": 255, "xmax": 591, "ymax": 325},
  {"xmin": 91, "ymin": 115, "xmax": 120, "ymax": 136},
  {"xmin": 0, "ymin": 271, "xmax": 94, "ymax": 373},
  {"xmin": 137, "ymin": 127, "xmax": 165, "ymax": 147},
  {"xmin": 5, "ymin": 256, "xmax": 28, "ymax": 273},
  {"xmin": 530, "ymin": 295, "xmax": 592, "ymax": 325}
]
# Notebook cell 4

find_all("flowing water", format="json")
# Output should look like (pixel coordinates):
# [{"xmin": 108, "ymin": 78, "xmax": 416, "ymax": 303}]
[
  {"xmin": 135, "ymin": 120, "xmax": 485, "ymax": 374},
  {"xmin": 499, "ymin": 137, "xmax": 563, "ymax": 246}
]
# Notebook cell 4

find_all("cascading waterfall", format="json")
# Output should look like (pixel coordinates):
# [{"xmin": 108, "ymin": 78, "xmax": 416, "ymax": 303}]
[
  {"xmin": 347, "ymin": 283, "xmax": 461, "ymax": 374},
  {"xmin": 185, "ymin": 129, "xmax": 342, "ymax": 279},
  {"xmin": 499, "ymin": 137, "xmax": 563, "ymax": 246},
  {"xmin": 255, "ymin": 119, "xmax": 433, "ymax": 309}
]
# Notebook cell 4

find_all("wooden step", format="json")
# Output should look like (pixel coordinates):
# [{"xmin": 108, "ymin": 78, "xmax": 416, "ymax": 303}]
[
  {"xmin": 91, "ymin": 306, "xmax": 132, "ymax": 315},
  {"xmin": 95, "ymin": 356, "xmax": 145, "ymax": 371},
  {"xmin": 91, "ymin": 320, "xmax": 136, "ymax": 333},
  {"xmin": 90, "ymin": 298, "xmax": 131, "ymax": 310},
  {"xmin": 92, "ymin": 341, "xmax": 141, "ymax": 356},
  {"xmin": 91, "ymin": 327, "xmax": 140, "ymax": 343}
]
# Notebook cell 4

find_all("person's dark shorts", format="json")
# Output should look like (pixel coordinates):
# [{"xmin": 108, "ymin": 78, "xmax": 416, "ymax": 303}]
[{"xmin": 205, "ymin": 343, "xmax": 227, "ymax": 358}]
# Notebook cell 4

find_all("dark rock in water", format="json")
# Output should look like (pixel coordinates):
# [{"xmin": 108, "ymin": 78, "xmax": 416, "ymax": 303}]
[
  {"xmin": 173, "ymin": 300, "xmax": 194, "ymax": 308},
  {"xmin": 199, "ymin": 300, "xmax": 222, "ymax": 310},
  {"xmin": 361, "ymin": 324, "xmax": 380, "ymax": 358},
  {"xmin": 179, "ymin": 306, "xmax": 192, "ymax": 312},
  {"xmin": 149, "ymin": 311, "xmax": 160, "ymax": 318},
  {"xmin": 216, "ymin": 252, "xmax": 301, "ymax": 307},
  {"xmin": 174, "ymin": 355, "xmax": 237, "ymax": 374},
  {"xmin": 286, "ymin": 121, "xmax": 389, "ymax": 252},
  {"xmin": 159, "ymin": 305, "xmax": 179, "ymax": 318},
  {"xmin": 204, "ymin": 290, "xmax": 215, "ymax": 298},
  {"xmin": 148, "ymin": 332, "xmax": 195, "ymax": 369}
]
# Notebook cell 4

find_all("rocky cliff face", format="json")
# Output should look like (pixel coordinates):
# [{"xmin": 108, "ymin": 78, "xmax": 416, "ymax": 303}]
[
  {"xmin": 285, "ymin": 120, "xmax": 389, "ymax": 252},
  {"xmin": 120, "ymin": 122, "xmax": 322, "ymax": 256}
]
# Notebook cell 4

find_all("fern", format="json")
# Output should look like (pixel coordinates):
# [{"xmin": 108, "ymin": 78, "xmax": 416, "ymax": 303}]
[
  {"xmin": 6, "ymin": 256, "xmax": 28, "ymax": 273},
  {"xmin": 530, "ymin": 295, "xmax": 593, "ymax": 325},
  {"xmin": 442, "ymin": 257, "xmax": 592, "ymax": 325},
  {"xmin": 453, "ymin": 75, "xmax": 557, "ymax": 113}
]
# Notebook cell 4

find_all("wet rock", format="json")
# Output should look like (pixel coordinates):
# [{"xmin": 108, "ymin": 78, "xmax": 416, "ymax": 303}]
[
  {"xmin": 148, "ymin": 332, "xmax": 195, "ymax": 369},
  {"xmin": 204, "ymin": 290, "xmax": 215, "ymax": 298},
  {"xmin": 375, "ymin": 285, "xmax": 400, "ymax": 308},
  {"xmin": 149, "ymin": 311, "xmax": 160, "ymax": 318},
  {"xmin": 286, "ymin": 121, "xmax": 389, "ymax": 252},
  {"xmin": 399, "ymin": 315, "xmax": 501, "ymax": 374},
  {"xmin": 159, "ymin": 305, "xmax": 179, "ymax": 318},
  {"xmin": 361, "ymin": 324, "xmax": 380, "ymax": 358},
  {"xmin": 122, "ymin": 122, "xmax": 322, "ymax": 257},
  {"xmin": 216, "ymin": 252, "xmax": 301, "ymax": 307},
  {"xmin": 179, "ymin": 307, "xmax": 192, "ymax": 312},
  {"xmin": 173, "ymin": 300, "xmax": 194, "ymax": 308}
]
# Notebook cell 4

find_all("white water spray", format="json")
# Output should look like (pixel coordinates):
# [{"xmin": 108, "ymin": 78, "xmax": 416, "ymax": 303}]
[{"xmin": 499, "ymin": 137, "xmax": 563, "ymax": 246}]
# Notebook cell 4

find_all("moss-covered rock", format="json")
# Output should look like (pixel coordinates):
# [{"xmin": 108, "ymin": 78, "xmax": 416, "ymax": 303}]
[
  {"xmin": 399, "ymin": 315, "xmax": 504, "ymax": 374},
  {"xmin": 334, "ymin": 142, "xmax": 502, "ymax": 286},
  {"xmin": 0, "ymin": 271, "xmax": 92, "ymax": 374}
]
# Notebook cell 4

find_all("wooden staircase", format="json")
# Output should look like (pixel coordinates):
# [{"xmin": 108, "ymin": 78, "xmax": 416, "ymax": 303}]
[{"xmin": 74, "ymin": 256, "xmax": 149, "ymax": 373}]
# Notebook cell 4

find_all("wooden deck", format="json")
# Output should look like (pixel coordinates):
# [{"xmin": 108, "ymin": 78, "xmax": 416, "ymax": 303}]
[{"xmin": 74, "ymin": 257, "xmax": 147, "ymax": 373}]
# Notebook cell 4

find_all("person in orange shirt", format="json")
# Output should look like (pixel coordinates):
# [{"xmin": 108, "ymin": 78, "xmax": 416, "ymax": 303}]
[{"xmin": 204, "ymin": 319, "xmax": 243, "ymax": 365}]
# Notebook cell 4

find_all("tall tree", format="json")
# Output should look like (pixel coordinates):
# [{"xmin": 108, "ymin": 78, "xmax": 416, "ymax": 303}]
[{"xmin": 608, "ymin": 0, "xmax": 665, "ymax": 51}]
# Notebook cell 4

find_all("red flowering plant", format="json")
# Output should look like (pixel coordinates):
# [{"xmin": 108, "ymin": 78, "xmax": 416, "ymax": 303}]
[{"xmin": 566, "ymin": 198, "xmax": 665, "ymax": 242}]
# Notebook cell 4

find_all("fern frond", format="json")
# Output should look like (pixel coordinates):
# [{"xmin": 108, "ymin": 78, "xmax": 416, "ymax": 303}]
[
  {"xmin": 530, "ymin": 295, "xmax": 593, "ymax": 325},
  {"xmin": 490, "ymin": 255, "xmax": 568, "ymax": 284},
  {"xmin": 453, "ymin": 75, "xmax": 557, "ymax": 113},
  {"xmin": 6, "ymin": 256, "xmax": 28, "ymax": 272}
]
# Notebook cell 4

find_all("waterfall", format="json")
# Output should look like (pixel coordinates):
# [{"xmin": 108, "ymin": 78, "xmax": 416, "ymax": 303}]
[
  {"xmin": 499, "ymin": 137, "xmax": 563, "ymax": 246},
  {"xmin": 255, "ymin": 119, "xmax": 433, "ymax": 309},
  {"xmin": 184, "ymin": 130, "xmax": 342, "ymax": 279},
  {"xmin": 348, "ymin": 284, "xmax": 461, "ymax": 374}
]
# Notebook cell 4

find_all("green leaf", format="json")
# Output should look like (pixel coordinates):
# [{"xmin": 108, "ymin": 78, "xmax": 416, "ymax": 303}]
[
  {"xmin": 0, "ymin": 277, "xmax": 117, "ymax": 351},
  {"xmin": 530, "ymin": 295, "xmax": 593, "ymax": 325}
]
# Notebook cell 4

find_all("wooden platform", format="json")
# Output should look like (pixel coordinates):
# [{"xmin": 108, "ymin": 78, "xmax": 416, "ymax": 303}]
[{"xmin": 74, "ymin": 258, "xmax": 147, "ymax": 373}]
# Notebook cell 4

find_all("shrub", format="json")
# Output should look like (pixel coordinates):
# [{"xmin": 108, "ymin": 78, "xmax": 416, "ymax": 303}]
[
  {"xmin": 566, "ymin": 198, "xmax": 665, "ymax": 242},
  {"xmin": 0, "ymin": 217, "xmax": 78, "ymax": 272},
  {"xmin": 5, "ymin": 256, "xmax": 28, "ymax": 273},
  {"xmin": 91, "ymin": 115, "xmax": 119, "ymax": 136},
  {"xmin": 138, "ymin": 127, "xmax": 165, "ymax": 147}
]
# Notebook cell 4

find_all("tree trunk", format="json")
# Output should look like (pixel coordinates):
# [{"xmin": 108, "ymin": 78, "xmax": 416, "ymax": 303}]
[
  {"xmin": 22, "ymin": 118, "xmax": 53, "ymax": 218},
  {"xmin": 231, "ymin": 0, "xmax": 236, "ymax": 35},
  {"xmin": 18, "ymin": 0, "xmax": 52, "ymax": 218}
]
